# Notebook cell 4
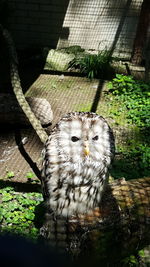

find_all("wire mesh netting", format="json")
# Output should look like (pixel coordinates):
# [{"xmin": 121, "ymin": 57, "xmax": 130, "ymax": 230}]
[
  {"xmin": 7, "ymin": 0, "xmax": 143, "ymax": 58},
  {"xmin": 0, "ymin": 0, "xmax": 150, "ymax": 265}
]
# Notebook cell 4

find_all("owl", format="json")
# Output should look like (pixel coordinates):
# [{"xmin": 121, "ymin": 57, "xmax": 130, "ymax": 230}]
[{"xmin": 41, "ymin": 112, "xmax": 115, "ymax": 217}]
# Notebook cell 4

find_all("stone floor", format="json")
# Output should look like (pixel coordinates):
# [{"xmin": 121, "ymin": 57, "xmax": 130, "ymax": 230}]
[{"xmin": 0, "ymin": 73, "xmax": 106, "ymax": 183}]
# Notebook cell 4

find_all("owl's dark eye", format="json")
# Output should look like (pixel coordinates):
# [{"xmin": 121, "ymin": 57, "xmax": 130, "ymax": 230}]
[
  {"xmin": 92, "ymin": 135, "xmax": 99, "ymax": 141},
  {"xmin": 71, "ymin": 136, "xmax": 80, "ymax": 142}
]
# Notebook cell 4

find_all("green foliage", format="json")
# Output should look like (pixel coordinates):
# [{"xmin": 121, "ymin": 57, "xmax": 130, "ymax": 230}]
[
  {"xmin": 107, "ymin": 74, "xmax": 135, "ymax": 94},
  {"xmin": 111, "ymin": 144, "xmax": 150, "ymax": 180},
  {"xmin": 108, "ymin": 74, "xmax": 150, "ymax": 127},
  {"xmin": 6, "ymin": 171, "xmax": 15, "ymax": 179},
  {"xmin": 121, "ymin": 255, "xmax": 138, "ymax": 266},
  {"xmin": 71, "ymin": 50, "xmax": 113, "ymax": 79},
  {"xmin": 121, "ymin": 250, "xmax": 146, "ymax": 266},
  {"xmin": 26, "ymin": 172, "xmax": 39, "ymax": 184},
  {"xmin": 0, "ymin": 184, "xmax": 43, "ymax": 239},
  {"xmin": 107, "ymin": 74, "xmax": 150, "ymax": 180}
]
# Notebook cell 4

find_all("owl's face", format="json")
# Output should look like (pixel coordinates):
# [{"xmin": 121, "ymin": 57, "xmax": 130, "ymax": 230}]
[{"xmin": 55, "ymin": 112, "xmax": 113, "ymax": 165}]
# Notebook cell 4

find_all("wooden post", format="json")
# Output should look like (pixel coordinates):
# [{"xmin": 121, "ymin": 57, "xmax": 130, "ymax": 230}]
[{"xmin": 131, "ymin": 0, "xmax": 150, "ymax": 65}]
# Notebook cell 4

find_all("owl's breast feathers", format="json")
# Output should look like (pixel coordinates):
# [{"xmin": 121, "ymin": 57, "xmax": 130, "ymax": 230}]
[{"xmin": 42, "ymin": 153, "xmax": 109, "ymax": 216}]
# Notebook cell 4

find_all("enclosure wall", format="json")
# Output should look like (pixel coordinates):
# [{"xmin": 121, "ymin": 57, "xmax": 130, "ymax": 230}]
[{"xmin": 6, "ymin": 0, "xmax": 143, "ymax": 58}]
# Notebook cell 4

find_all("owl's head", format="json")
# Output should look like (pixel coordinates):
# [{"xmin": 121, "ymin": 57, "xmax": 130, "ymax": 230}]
[{"xmin": 51, "ymin": 112, "xmax": 115, "ymax": 165}]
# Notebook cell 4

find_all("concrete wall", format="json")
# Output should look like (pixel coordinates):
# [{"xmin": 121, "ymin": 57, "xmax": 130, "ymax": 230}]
[{"xmin": 6, "ymin": 0, "xmax": 143, "ymax": 58}]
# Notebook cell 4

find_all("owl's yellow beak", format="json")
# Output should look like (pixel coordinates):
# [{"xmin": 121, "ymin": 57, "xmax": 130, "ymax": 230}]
[{"xmin": 84, "ymin": 142, "xmax": 90, "ymax": 156}]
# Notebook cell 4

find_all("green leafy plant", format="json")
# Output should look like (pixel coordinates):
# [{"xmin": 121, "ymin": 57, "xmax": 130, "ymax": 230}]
[
  {"xmin": 108, "ymin": 74, "xmax": 150, "ymax": 127},
  {"xmin": 71, "ymin": 50, "xmax": 113, "ymax": 79},
  {"xmin": 25, "ymin": 172, "xmax": 39, "ymax": 184},
  {"xmin": 107, "ymin": 74, "xmax": 150, "ymax": 180},
  {"xmin": 0, "ymin": 184, "xmax": 44, "ymax": 239},
  {"xmin": 121, "ymin": 250, "xmax": 146, "ymax": 266},
  {"xmin": 107, "ymin": 74, "xmax": 136, "ymax": 94}
]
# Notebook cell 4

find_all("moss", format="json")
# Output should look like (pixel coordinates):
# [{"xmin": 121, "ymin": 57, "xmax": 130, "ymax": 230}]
[
  {"xmin": 74, "ymin": 103, "xmax": 93, "ymax": 112},
  {"xmin": 59, "ymin": 45, "xmax": 85, "ymax": 55},
  {"xmin": 44, "ymin": 50, "xmax": 75, "ymax": 71}
]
